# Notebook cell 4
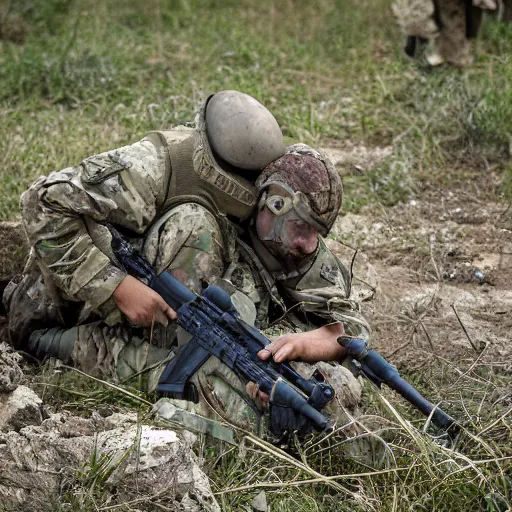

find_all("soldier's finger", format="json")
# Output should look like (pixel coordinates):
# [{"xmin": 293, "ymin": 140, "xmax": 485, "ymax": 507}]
[
  {"xmin": 268, "ymin": 336, "xmax": 290, "ymax": 352},
  {"xmin": 157, "ymin": 296, "xmax": 177, "ymax": 321},
  {"xmin": 246, "ymin": 381, "xmax": 259, "ymax": 400},
  {"xmin": 165, "ymin": 305, "xmax": 177, "ymax": 320},
  {"xmin": 257, "ymin": 348, "xmax": 272, "ymax": 360},
  {"xmin": 258, "ymin": 336, "xmax": 291, "ymax": 361},
  {"xmin": 274, "ymin": 345, "xmax": 293, "ymax": 363},
  {"xmin": 154, "ymin": 308, "xmax": 169, "ymax": 327},
  {"xmin": 258, "ymin": 390, "xmax": 270, "ymax": 403},
  {"xmin": 265, "ymin": 340, "xmax": 282, "ymax": 353}
]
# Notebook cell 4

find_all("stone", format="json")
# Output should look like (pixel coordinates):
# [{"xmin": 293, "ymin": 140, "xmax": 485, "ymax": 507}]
[
  {"xmin": 250, "ymin": 490, "xmax": 268, "ymax": 511},
  {"xmin": 97, "ymin": 424, "xmax": 220, "ymax": 511},
  {"xmin": 0, "ymin": 385, "xmax": 43, "ymax": 431},
  {"xmin": 0, "ymin": 341, "xmax": 24, "ymax": 392},
  {"xmin": 0, "ymin": 412, "xmax": 220, "ymax": 511}
]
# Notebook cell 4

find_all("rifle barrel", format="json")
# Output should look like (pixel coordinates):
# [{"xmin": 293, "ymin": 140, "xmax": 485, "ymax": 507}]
[{"xmin": 363, "ymin": 350, "xmax": 457, "ymax": 432}]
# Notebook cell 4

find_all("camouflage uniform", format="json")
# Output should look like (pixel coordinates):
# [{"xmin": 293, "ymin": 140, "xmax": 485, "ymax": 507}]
[
  {"xmin": 393, "ymin": 0, "xmax": 497, "ymax": 67},
  {"xmin": 4, "ymin": 127, "xmax": 369, "ymax": 436}
]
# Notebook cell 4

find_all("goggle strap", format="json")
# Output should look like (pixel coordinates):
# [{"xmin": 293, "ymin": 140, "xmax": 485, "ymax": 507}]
[{"xmin": 293, "ymin": 197, "xmax": 328, "ymax": 235}]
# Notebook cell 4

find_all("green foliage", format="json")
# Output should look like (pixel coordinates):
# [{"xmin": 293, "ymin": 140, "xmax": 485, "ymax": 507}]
[
  {"xmin": 343, "ymin": 157, "xmax": 416, "ymax": 212},
  {"xmin": 1, "ymin": 0, "xmax": 511, "ymax": 219},
  {"xmin": 11, "ymin": 0, "xmax": 74, "ymax": 30},
  {"xmin": 502, "ymin": 161, "xmax": 512, "ymax": 200},
  {"xmin": 0, "ymin": 0, "xmax": 74, "ymax": 44},
  {"xmin": 482, "ymin": 12, "xmax": 512, "ymax": 53},
  {"xmin": 470, "ymin": 62, "xmax": 512, "ymax": 152}
]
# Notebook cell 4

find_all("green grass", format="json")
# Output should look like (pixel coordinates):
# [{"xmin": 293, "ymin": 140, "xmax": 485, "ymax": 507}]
[
  {"xmin": 1, "ymin": 0, "xmax": 512, "ymax": 219},
  {"xmin": 204, "ymin": 352, "xmax": 511, "ymax": 511},
  {"xmin": 25, "ymin": 351, "xmax": 510, "ymax": 512}
]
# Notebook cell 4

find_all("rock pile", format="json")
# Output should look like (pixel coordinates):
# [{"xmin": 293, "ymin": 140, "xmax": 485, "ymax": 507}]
[{"xmin": 0, "ymin": 343, "xmax": 220, "ymax": 511}]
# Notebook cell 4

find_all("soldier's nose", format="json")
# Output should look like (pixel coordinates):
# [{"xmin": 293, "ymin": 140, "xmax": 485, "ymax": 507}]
[{"xmin": 295, "ymin": 233, "xmax": 318, "ymax": 255}]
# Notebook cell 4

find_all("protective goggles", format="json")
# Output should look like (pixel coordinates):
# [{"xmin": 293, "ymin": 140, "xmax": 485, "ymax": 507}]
[{"xmin": 257, "ymin": 182, "xmax": 328, "ymax": 236}]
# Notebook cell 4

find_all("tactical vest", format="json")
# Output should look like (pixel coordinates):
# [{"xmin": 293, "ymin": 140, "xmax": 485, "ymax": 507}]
[{"xmin": 145, "ymin": 127, "xmax": 258, "ymax": 222}]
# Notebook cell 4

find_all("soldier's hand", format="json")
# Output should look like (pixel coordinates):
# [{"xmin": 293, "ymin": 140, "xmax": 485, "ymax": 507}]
[
  {"xmin": 113, "ymin": 275, "xmax": 177, "ymax": 327},
  {"xmin": 257, "ymin": 323, "xmax": 347, "ymax": 363},
  {"xmin": 258, "ymin": 333, "xmax": 307, "ymax": 363},
  {"xmin": 246, "ymin": 381, "xmax": 270, "ymax": 405}
]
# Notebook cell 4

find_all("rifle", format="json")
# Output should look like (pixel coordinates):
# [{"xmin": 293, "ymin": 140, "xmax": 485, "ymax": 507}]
[
  {"xmin": 109, "ymin": 228, "xmax": 458, "ymax": 437},
  {"xmin": 110, "ymin": 229, "xmax": 334, "ymax": 437}
]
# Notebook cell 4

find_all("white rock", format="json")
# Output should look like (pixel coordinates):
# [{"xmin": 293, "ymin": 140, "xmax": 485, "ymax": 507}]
[
  {"xmin": 96, "ymin": 425, "xmax": 220, "ymax": 511},
  {"xmin": 0, "ymin": 414, "xmax": 220, "ymax": 511},
  {"xmin": 0, "ymin": 342, "xmax": 24, "ymax": 392},
  {"xmin": 0, "ymin": 385, "xmax": 43, "ymax": 431},
  {"xmin": 251, "ymin": 490, "xmax": 268, "ymax": 511}
]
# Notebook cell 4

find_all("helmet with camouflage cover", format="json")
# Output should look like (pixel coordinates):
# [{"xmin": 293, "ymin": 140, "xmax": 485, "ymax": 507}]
[
  {"xmin": 205, "ymin": 90, "xmax": 285, "ymax": 170},
  {"xmin": 255, "ymin": 144, "xmax": 342, "ymax": 236}
]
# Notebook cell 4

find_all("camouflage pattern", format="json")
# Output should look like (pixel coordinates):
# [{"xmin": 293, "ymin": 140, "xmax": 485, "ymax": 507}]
[
  {"xmin": 144, "ymin": 203, "xmax": 227, "ymax": 291},
  {"xmin": 13, "ymin": 108, "xmax": 263, "ymax": 331},
  {"xmin": 153, "ymin": 399, "xmax": 238, "ymax": 444},
  {"xmin": 392, "ymin": 0, "xmax": 440, "ymax": 39},
  {"xmin": 437, "ymin": 0, "xmax": 474, "ymax": 67},
  {"xmin": 392, "ymin": 0, "xmax": 497, "ymax": 67},
  {"xmin": 4, "ymin": 130, "xmax": 371, "ymax": 438},
  {"xmin": 0, "ymin": 222, "xmax": 27, "ymax": 283},
  {"xmin": 17, "ymin": 138, "xmax": 166, "ymax": 325},
  {"xmin": 278, "ymin": 237, "xmax": 371, "ymax": 339},
  {"xmin": 256, "ymin": 144, "xmax": 343, "ymax": 236},
  {"xmin": 5, "ymin": 197, "xmax": 368, "ymax": 436}
]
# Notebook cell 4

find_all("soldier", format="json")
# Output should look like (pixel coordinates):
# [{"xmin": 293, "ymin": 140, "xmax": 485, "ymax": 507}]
[
  {"xmin": 4, "ymin": 89, "xmax": 284, "ymax": 354},
  {"xmin": 393, "ymin": 0, "xmax": 497, "ymax": 67},
  {"xmin": 3, "ymin": 93, "xmax": 370, "ymax": 437}
]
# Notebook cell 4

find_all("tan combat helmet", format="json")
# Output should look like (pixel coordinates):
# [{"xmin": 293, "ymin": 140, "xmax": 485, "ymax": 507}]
[
  {"xmin": 205, "ymin": 90, "xmax": 285, "ymax": 170},
  {"xmin": 255, "ymin": 144, "xmax": 343, "ymax": 236}
]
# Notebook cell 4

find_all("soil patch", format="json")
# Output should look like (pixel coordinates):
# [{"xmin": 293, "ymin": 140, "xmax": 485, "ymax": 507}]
[{"xmin": 332, "ymin": 176, "xmax": 512, "ymax": 374}]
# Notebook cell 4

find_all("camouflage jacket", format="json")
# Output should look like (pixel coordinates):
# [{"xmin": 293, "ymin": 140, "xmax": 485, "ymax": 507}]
[
  {"xmin": 20, "ymin": 138, "xmax": 167, "ymax": 322},
  {"xmin": 20, "ymin": 138, "xmax": 370, "ymax": 342},
  {"xmin": 232, "ymin": 232, "xmax": 371, "ymax": 340}
]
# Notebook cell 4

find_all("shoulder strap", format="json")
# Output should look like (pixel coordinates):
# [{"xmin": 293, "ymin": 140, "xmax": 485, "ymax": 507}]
[{"xmin": 144, "ymin": 131, "xmax": 174, "ymax": 210}]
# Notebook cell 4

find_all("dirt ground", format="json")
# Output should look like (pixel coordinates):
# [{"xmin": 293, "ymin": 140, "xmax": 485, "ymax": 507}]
[{"xmin": 328, "ymin": 155, "xmax": 512, "ymax": 413}]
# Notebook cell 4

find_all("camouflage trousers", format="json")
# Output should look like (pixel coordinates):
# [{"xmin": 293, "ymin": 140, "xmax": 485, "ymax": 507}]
[
  {"xmin": 436, "ymin": 0, "xmax": 475, "ymax": 67},
  {"xmin": 3, "ymin": 204, "xmax": 362, "ymax": 436},
  {"xmin": 393, "ymin": 0, "xmax": 497, "ymax": 67}
]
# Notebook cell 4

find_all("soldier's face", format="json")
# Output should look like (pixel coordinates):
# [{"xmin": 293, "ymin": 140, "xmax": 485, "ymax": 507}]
[{"xmin": 255, "ymin": 199, "xmax": 319, "ymax": 266}]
